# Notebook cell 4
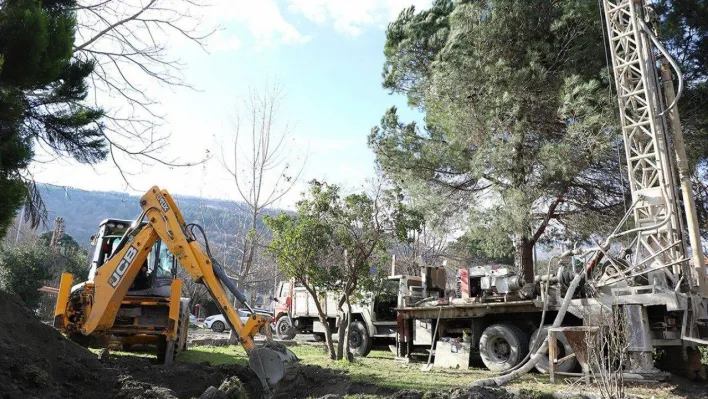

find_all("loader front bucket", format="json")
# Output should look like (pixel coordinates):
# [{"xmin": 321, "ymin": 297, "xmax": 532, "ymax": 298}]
[{"xmin": 248, "ymin": 344, "xmax": 298, "ymax": 391}]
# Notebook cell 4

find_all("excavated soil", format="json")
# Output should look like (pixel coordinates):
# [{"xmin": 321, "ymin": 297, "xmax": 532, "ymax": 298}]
[
  {"xmin": 5, "ymin": 290, "xmax": 704, "ymax": 399},
  {"xmin": 0, "ymin": 290, "xmax": 262, "ymax": 399},
  {"xmin": 271, "ymin": 364, "xmax": 396, "ymax": 399},
  {"xmin": 0, "ymin": 290, "xmax": 557, "ymax": 399}
]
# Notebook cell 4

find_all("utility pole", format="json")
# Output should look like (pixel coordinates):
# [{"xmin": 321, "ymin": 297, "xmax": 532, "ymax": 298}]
[{"xmin": 50, "ymin": 217, "xmax": 66, "ymax": 250}]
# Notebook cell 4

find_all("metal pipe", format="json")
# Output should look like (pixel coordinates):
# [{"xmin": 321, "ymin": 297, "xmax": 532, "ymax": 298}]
[{"xmin": 658, "ymin": 57, "xmax": 708, "ymax": 297}]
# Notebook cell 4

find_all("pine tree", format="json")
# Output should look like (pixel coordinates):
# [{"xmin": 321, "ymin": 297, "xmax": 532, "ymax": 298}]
[
  {"xmin": 371, "ymin": 0, "xmax": 708, "ymax": 280},
  {"xmin": 370, "ymin": 0, "xmax": 624, "ymax": 281},
  {"xmin": 0, "ymin": 0, "xmax": 105, "ymax": 238}
]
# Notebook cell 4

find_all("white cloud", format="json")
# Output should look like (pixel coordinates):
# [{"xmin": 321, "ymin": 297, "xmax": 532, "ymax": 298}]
[
  {"xmin": 292, "ymin": 136, "xmax": 357, "ymax": 153},
  {"xmin": 204, "ymin": 0, "xmax": 310, "ymax": 47},
  {"xmin": 286, "ymin": 0, "xmax": 432, "ymax": 37},
  {"xmin": 208, "ymin": 31, "xmax": 242, "ymax": 52}
]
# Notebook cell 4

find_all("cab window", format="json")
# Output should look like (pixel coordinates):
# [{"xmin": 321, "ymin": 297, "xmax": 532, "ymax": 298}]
[{"xmin": 150, "ymin": 241, "xmax": 175, "ymax": 279}]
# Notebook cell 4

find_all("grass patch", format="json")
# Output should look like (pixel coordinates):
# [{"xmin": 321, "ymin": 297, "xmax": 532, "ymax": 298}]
[
  {"xmin": 178, "ymin": 345, "xmax": 249, "ymax": 366},
  {"xmin": 170, "ymin": 344, "xmax": 698, "ymax": 398}
]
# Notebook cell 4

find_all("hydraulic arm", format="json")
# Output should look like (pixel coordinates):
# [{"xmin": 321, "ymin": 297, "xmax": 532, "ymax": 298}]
[{"xmin": 55, "ymin": 186, "xmax": 295, "ymax": 391}]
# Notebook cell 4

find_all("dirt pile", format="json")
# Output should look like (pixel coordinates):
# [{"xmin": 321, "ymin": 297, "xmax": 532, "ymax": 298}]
[
  {"xmin": 272, "ymin": 364, "xmax": 395, "ymax": 399},
  {"xmin": 0, "ymin": 290, "xmax": 262, "ymax": 399},
  {"xmin": 384, "ymin": 387, "xmax": 555, "ymax": 399},
  {"xmin": 0, "ymin": 290, "xmax": 114, "ymax": 399}
]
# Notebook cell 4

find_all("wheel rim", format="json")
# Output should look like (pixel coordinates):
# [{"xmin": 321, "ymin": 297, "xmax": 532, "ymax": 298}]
[
  {"xmin": 214, "ymin": 322, "xmax": 224, "ymax": 332},
  {"xmin": 349, "ymin": 330, "xmax": 362, "ymax": 349},
  {"xmin": 489, "ymin": 336, "xmax": 511, "ymax": 363},
  {"xmin": 278, "ymin": 320, "xmax": 290, "ymax": 334}
]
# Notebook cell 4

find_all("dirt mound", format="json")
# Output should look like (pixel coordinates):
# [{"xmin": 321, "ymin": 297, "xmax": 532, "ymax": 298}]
[
  {"xmin": 0, "ymin": 290, "xmax": 262, "ymax": 399},
  {"xmin": 111, "ymin": 356, "xmax": 263, "ymax": 399},
  {"xmin": 0, "ymin": 290, "xmax": 115, "ymax": 399},
  {"xmin": 272, "ymin": 364, "xmax": 395, "ymax": 399}
]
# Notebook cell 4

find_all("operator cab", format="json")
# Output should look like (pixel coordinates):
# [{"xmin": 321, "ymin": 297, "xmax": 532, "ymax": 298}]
[{"xmin": 85, "ymin": 218, "xmax": 177, "ymax": 297}]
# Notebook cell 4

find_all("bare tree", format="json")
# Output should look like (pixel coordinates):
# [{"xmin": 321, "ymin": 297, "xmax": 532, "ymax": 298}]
[
  {"xmin": 221, "ymin": 80, "xmax": 305, "ymax": 341},
  {"xmin": 221, "ymin": 80, "xmax": 306, "ymax": 289},
  {"xmin": 587, "ymin": 305, "xmax": 628, "ymax": 399},
  {"xmin": 72, "ymin": 0, "xmax": 215, "ymax": 181}
]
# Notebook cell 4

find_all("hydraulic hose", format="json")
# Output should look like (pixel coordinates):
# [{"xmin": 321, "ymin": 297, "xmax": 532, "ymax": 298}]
[
  {"xmin": 187, "ymin": 223, "xmax": 254, "ymax": 314},
  {"xmin": 211, "ymin": 257, "xmax": 254, "ymax": 313}
]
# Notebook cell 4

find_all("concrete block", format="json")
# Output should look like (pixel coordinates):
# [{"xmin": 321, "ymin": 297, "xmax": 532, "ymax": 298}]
[{"xmin": 433, "ymin": 341, "xmax": 470, "ymax": 369}]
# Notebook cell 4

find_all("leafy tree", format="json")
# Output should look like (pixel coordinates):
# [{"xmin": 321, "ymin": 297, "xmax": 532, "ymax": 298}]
[
  {"xmin": 265, "ymin": 191, "xmax": 339, "ymax": 358},
  {"xmin": 0, "ymin": 0, "xmax": 105, "ymax": 238},
  {"xmin": 0, "ymin": 244, "xmax": 54, "ymax": 310},
  {"xmin": 371, "ymin": 0, "xmax": 628, "ymax": 281},
  {"xmin": 37, "ymin": 231, "xmax": 79, "ymax": 252},
  {"xmin": 326, "ymin": 181, "xmax": 422, "ymax": 360},
  {"xmin": 0, "ymin": 230, "xmax": 89, "ymax": 314},
  {"xmin": 265, "ymin": 180, "xmax": 422, "ymax": 360}
]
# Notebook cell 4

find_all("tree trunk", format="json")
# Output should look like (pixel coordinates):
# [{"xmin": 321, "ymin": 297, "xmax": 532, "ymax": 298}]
[
  {"xmin": 514, "ymin": 236, "xmax": 535, "ymax": 283},
  {"xmin": 304, "ymin": 285, "xmax": 336, "ymax": 359},
  {"xmin": 336, "ymin": 307, "xmax": 347, "ymax": 360},
  {"xmin": 319, "ymin": 313, "xmax": 337, "ymax": 360},
  {"xmin": 343, "ymin": 290, "xmax": 352, "ymax": 361}
]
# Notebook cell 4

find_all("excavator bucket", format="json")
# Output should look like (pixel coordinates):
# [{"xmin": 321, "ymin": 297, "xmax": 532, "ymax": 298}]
[{"xmin": 248, "ymin": 344, "xmax": 298, "ymax": 391}]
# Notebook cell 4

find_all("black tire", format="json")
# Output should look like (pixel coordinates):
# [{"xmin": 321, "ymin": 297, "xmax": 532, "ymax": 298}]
[
  {"xmin": 156, "ymin": 336, "xmax": 177, "ymax": 365},
  {"xmin": 479, "ymin": 324, "xmax": 529, "ymax": 372},
  {"xmin": 156, "ymin": 335, "xmax": 167, "ymax": 363},
  {"xmin": 276, "ymin": 317, "xmax": 296, "ymax": 340},
  {"xmin": 313, "ymin": 333, "xmax": 326, "ymax": 342},
  {"xmin": 211, "ymin": 320, "xmax": 225, "ymax": 333},
  {"xmin": 178, "ymin": 306, "xmax": 189, "ymax": 352},
  {"xmin": 348, "ymin": 321, "xmax": 372, "ymax": 357},
  {"xmin": 530, "ymin": 326, "xmax": 577, "ymax": 373}
]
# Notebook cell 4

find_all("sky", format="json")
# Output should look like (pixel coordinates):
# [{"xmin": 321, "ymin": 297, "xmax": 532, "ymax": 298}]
[{"xmin": 30, "ymin": 0, "xmax": 431, "ymax": 209}]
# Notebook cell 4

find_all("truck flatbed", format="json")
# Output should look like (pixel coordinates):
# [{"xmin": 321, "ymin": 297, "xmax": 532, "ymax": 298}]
[{"xmin": 396, "ymin": 298, "xmax": 544, "ymax": 320}]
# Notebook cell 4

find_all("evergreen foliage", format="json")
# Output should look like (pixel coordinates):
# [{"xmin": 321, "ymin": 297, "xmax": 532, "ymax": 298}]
[
  {"xmin": 0, "ymin": 0, "xmax": 105, "ymax": 239},
  {"xmin": 371, "ymin": 0, "xmax": 624, "ymax": 280},
  {"xmin": 0, "ymin": 231, "xmax": 89, "ymax": 311},
  {"xmin": 371, "ymin": 0, "xmax": 708, "ymax": 278}
]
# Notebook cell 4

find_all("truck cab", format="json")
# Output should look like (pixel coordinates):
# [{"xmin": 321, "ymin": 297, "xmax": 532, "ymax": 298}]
[
  {"xmin": 87, "ymin": 219, "xmax": 176, "ymax": 297},
  {"xmin": 272, "ymin": 275, "xmax": 422, "ymax": 357}
]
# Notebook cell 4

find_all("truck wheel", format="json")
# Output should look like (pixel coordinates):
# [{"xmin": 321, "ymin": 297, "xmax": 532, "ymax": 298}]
[
  {"xmin": 530, "ymin": 326, "xmax": 577, "ymax": 373},
  {"xmin": 276, "ymin": 317, "xmax": 296, "ymax": 340},
  {"xmin": 211, "ymin": 321, "xmax": 225, "ymax": 333},
  {"xmin": 313, "ymin": 333, "xmax": 325, "ymax": 342},
  {"xmin": 348, "ymin": 321, "xmax": 372, "ymax": 357},
  {"xmin": 479, "ymin": 324, "xmax": 529, "ymax": 372}
]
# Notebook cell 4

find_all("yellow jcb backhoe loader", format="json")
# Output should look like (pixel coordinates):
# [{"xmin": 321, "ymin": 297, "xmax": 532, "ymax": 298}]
[{"xmin": 53, "ymin": 186, "xmax": 296, "ymax": 391}]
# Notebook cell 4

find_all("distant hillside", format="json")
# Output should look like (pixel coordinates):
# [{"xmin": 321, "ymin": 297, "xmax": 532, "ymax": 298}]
[{"xmin": 37, "ymin": 184, "xmax": 283, "ymax": 267}]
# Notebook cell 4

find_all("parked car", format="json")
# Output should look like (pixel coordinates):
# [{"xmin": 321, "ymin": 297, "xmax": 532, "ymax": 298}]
[
  {"xmin": 203, "ymin": 309, "xmax": 273, "ymax": 334},
  {"xmin": 189, "ymin": 313, "xmax": 198, "ymax": 326}
]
